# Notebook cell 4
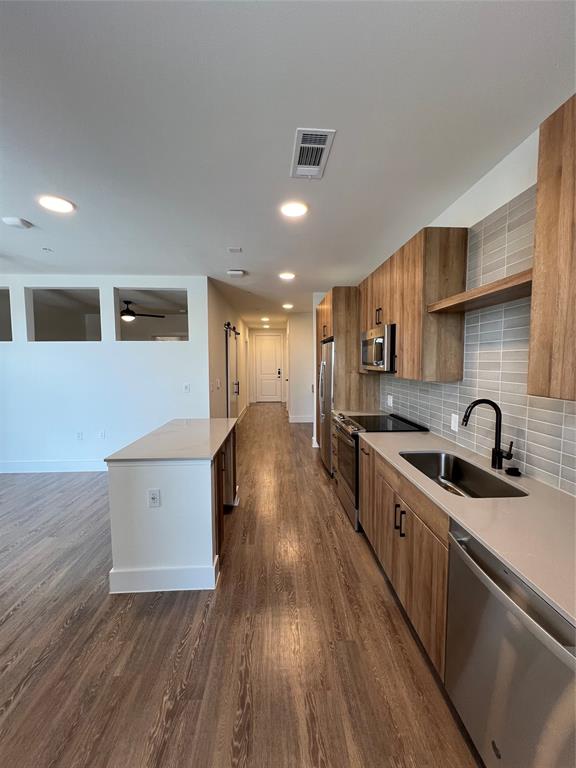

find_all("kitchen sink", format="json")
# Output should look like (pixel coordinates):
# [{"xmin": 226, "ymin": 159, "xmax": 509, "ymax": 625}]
[{"xmin": 399, "ymin": 452, "xmax": 528, "ymax": 498}]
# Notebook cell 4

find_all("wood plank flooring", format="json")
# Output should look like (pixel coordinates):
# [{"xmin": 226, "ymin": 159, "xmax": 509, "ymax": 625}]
[{"xmin": 0, "ymin": 404, "xmax": 478, "ymax": 767}]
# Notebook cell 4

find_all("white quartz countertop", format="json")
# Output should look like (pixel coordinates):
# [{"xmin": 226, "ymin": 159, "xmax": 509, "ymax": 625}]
[
  {"xmin": 360, "ymin": 431, "xmax": 576, "ymax": 626},
  {"xmin": 105, "ymin": 418, "xmax": 237, "ymax": 462}
]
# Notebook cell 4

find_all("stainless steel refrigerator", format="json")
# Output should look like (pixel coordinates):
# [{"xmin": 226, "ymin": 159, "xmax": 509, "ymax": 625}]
[{"xmin": 319, "ymin": 339, "xmax": 334, "ymax": 474}]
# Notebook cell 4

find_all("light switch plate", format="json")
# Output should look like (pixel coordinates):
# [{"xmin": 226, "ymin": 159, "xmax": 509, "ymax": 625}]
[
  {"xmin": 147, "ymin": 488, "xmax": 161, "ymax": 508},
  {"xmin": 387, "ymin": 395, "xmax": 393, "ymax": 407},
  {"xmin": 451, "ymin": 413, "xmax": 459, "ymax": 432}
]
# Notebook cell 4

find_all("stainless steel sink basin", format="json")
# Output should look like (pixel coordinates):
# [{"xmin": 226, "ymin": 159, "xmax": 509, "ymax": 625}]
[{"xmin": 399, "ymin": 452, "xmax": 528, "ymax": 498}]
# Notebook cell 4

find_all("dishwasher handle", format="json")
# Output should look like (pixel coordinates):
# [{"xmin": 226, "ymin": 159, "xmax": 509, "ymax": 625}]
[{"xmin": 449, "ymin": 533, "xmax": 576, "ymax": 670}]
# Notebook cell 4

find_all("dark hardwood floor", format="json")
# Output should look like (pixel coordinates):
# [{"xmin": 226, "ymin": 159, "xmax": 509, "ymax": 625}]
[{"xmin": 0, "ymin": 404, "xmax": 477, "ymax": 767}]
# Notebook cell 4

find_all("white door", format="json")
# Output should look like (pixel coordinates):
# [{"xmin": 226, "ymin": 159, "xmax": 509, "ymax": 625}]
[{"xmin": 255, "ymin": 334, "xmax": 283, "ymax": 402}]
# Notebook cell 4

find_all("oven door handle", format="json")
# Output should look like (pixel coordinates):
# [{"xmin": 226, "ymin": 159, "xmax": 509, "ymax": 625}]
[{"xmin": 335, "ymin": 426, "xmax": 356, "ymax": 448}]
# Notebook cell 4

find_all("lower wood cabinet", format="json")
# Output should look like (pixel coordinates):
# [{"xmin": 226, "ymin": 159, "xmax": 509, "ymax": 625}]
[{"xmin": 362, "ymin": 447, "xmax": 449, "ymax": 678}]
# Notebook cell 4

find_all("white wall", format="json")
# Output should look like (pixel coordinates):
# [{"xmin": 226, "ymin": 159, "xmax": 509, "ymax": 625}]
[
  {"xmin": 430, "ymin": 130, "xmax": 538, "ymax": 227},
  {"xmin": 207, "ymin": 279, "xmax": 248, "ymax": 419},
  {"xmin": 287, "ymin": 313, "xmax": 314, "ymax": 423},
  {"xmin": 0, "ymin": 275, "xmax": 210, "ymax": 472}
]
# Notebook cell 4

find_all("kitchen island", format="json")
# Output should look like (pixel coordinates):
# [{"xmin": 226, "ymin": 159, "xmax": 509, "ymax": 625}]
[{"xmin": 105, "ymin": 418, "xmax": 237, "ymax": 593}]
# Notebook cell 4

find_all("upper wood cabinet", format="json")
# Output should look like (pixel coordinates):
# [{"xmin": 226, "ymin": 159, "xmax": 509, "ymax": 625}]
[
  {"xmin": 528, "ymin": 94, "xmax": 576, "ymax": 401},
  {"xmin": 358, "ymin": 227, "xmax": 467, "ymax": 381},
  {"xmin": 397, "ymin": 228, "xmax": 468, "ymax": 381},
  {"xmin": 317, "ymin": 290, "xmax": 333, "ymax": 341}
]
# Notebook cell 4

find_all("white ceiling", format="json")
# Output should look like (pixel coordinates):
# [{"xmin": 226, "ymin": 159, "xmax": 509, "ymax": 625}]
[{"xmin": 0, "ymin": 1, "xmax": 574, "ymax": 319}]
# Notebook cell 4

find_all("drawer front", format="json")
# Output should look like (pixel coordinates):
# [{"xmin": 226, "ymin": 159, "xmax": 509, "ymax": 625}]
[{"xmin": 373, "ymin": 452, "xmax": 449, "ymax": 545}]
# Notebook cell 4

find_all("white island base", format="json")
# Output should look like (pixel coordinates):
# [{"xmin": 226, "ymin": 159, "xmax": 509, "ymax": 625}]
[{"xmin": 105, "ymin": 418, "xmax": 237, "ymax": 593}]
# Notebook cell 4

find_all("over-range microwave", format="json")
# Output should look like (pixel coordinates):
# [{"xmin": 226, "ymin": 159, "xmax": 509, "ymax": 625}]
[{"xmin": 361, "ymin": 325, "xmax": 396, "ymax": 372}]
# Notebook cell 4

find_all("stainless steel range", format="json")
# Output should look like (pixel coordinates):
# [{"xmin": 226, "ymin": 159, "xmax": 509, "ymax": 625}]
[{"xmin": 332, "ymin": 411, "xmax": 428, "ymax": 529}]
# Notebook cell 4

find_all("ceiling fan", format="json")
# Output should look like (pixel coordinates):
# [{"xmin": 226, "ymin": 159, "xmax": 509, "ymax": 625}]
[{"xmin": 120, "ymin": 300, "xmax": 166, "ymax": 323}]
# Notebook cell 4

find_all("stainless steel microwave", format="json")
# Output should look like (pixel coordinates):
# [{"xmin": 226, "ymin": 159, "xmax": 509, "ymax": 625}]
[{"xmin": 361, "ymin": 325, "xmax": 396, "ymax": 372}]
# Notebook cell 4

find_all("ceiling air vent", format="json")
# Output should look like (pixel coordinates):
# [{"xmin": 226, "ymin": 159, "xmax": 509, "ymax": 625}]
[{"xmin": 290, "ymin": 128, "xmax": 336, "ymax": 179}]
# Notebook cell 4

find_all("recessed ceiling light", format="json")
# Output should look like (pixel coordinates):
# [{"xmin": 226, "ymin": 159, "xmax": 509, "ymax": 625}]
[
  {"xmin": 38, "ymin": 195, "xmax": 76, "ymax": 214},
  {"xmin": 280, "ymin": 201, "xmax": 308, "ymax": 218},
  {"xmin": 263, "ymin": 324, "xmax": 270, "ymax": 328},
  {"xmin": 261, "ymin": 317, "xmax": 270, "ymax": 322},
  {"xmin": 279, "ymin": 272, "xmax": 295, "ymax": 281},
  {"xmin": 2, "ymin": 217, "xmax": 33, "ymax": 229},
  {"xmin": 282, "ymin": 303, "xmax": 294, "ymax": 310}
]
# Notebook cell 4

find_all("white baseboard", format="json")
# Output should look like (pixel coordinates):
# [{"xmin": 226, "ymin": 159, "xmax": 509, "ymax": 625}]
[
  {"xmin": 289, "ymin": 415, "xmax": 313, "ymax": 423},
  {"xmin": 109, "ymin": 559, "xmax": 218, "ymax": 593},
  {"xmin": 312, "ymin": 438, "xmax": 319, "ymax": 448},
  {"xmin": 0, "ymin": 459, "xmax": 106, "ymax": 473}
]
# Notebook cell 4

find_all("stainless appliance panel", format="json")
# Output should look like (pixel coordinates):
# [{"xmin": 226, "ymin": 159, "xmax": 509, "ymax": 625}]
[
  {"xmin": 334, "ymin": 424, "xmax": 358, "ymax": 528},
  {"xmin": 361, "ymin": 325, "xmax": 396, "ymax": 372},
  {"xmin": 446, "ymin": 526, "xmax": 576, "ymax": 768},
  {"xmin": 319, "ymin": 340, "xmax": 334, "ymax": 474}
]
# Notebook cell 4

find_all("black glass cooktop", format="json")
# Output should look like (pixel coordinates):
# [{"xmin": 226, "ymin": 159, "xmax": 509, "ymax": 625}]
[{"xmin": 349, "ymin": 413, "xmax": 428, "ymax": 433}]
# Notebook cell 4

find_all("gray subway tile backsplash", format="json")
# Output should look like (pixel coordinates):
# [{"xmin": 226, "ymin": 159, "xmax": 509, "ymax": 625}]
[{"xmin": 380, "ymin": 184, "xmax": 575, "ymax": 497}]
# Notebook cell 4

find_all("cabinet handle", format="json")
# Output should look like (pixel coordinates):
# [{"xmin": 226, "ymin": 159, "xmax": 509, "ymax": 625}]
[
  {"xmin": 394, "ymin": 502, "xmax": 401, "ymax": 530},
  {"xmin": 323, "ymin": 324, "xmax": 327, "ymax": 336},
  {"xmin": 361, "ymin": 447, "xmax": 370, "ymax": 456},
  {"xmin": 399, "ymin": 509, "xmax": 406, "ymax": 538}
]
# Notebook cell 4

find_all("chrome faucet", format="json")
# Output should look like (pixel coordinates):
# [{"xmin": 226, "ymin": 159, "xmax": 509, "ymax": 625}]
[{"xmin": 461, "ymin": 399, "xmax": 513, "ymax": 470}]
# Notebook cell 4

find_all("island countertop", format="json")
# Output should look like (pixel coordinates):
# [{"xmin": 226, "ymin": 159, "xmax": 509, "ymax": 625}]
[
  {"xmin": 360, "ymin": 430, "xmax": 576, "ymax": 627},
  {"xmin": 105, "ymin": 418, "xmax": 237, "ymax": 463}
]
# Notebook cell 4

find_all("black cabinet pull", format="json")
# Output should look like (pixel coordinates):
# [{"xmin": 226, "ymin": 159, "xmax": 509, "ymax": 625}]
[
  {"xmin": 399, "ymin": 509, "xmax": 406, "ymax": 537},
  {"xmin": 394, "ymin": 502, "xmax": 401, "ymax": 529}
]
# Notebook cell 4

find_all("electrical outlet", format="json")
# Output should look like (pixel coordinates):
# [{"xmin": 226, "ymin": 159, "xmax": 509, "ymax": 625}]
[
  {"xmin": 451, "ymin": 413, "xmax": 459, "ymax": 432},
  {"xmin": 183, "ymin": 383, "xmax": 191, "ymax": 393},
  {"xmin": 387, "ymin": 394, "xmax": 393, "ymax": 407},
  {"xmin": 76, "ymin": 431, "xmax": 83, "ymax": 441},
  {"xmin": 147, "ymin": 488, "xmax": 161, "ymax": 508},
  {"xmin": 97, "ymin": 430, "xmax": 106, "ymax": 440}
]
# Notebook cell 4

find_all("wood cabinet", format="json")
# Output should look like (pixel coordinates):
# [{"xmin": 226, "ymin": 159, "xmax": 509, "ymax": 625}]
[
  {"xmin": 317, "ymin": 290, "xmax": 333, "ymax": 340},
  {"xmin": 360, "ymin": 443, "xmax": 449, "ymax": 677},
  {"xmin": 357, "ymin": 227, "xmax": 467, "ymax": 381},
  {"xmin": 396, "ymin": 228, "xmax": 468, "ymax": 381},
  {"xmin": 404, "ymin": 504, "xmax": 448, "ymax": 676},
  {"xmin": 359, "ymin": 256, "xmax": 398, "ymax": 332},
  {"xmin": 528, "ymin": 94, "xmax": 576, "ymax": 401},
  {"xmin": 359, "ymin": 442, "xmax": 374, "ymax": 539}
]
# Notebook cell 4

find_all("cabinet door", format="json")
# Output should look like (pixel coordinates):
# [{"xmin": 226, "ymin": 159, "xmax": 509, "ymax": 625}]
[
  {"xmin": 390, "ymin": 497, "xmax": 411, "ymax": 611},
  {"xmin": 373, "ymin": 457, "xmax": 397, "ymax": 575},
  {"xmin": 358, "ymin": 275, "xmax": 372, "ymax": 333},
  {"xmin": 358, "ymin": 442, "xmax": 373, "ymax": 533},
  {"xmin": 371, "ymin": 264, "xmax": 385, "ymax": 328},
  {"xmin": 396, "ymin": 235, "xmax": 424, "ymax": 380},
  {"xmin": 402, "ymin": 503, "xmax": 448, "ymax": 677},
  {"xmin": 325, "ymin": 290, "xmax": 333, "ymax": 338},
  {"xmin": 528, "ymin": 94, "xmax": 576, "ymax": 400}
]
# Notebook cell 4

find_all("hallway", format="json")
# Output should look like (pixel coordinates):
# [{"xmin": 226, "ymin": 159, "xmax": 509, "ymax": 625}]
[{"xmin": 0, "ymin": 404, "xmax": 477, "ymax": 768}]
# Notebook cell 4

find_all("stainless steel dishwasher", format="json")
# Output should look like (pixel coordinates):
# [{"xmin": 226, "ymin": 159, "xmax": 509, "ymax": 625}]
[{"xmin": 445, "ymin": 523, "xmax": 575, "ymax": 768}]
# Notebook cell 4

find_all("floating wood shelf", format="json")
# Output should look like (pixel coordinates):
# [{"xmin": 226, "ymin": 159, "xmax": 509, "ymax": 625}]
[{"xmin": 427, "ymin": 269, "xmax": 533, "ymax": 314}]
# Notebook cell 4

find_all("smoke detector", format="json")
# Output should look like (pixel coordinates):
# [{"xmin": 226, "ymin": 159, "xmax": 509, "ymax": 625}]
[
  {"xmin": 227, "ymin": 269, "xmax": 247, "ymax": 278},
  {"xmin": 2, "ymin": 217, "xmax": 34, "ymax": 229},
  {"xmin": 290, "ymin": 128, "xmax": 336, "ymax": 179}
]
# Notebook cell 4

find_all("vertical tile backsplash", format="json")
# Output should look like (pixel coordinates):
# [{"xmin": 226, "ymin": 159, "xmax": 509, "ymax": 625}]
[{"xmin": 381, "ymin": 184, "xmax": 576, "ymax": 497}]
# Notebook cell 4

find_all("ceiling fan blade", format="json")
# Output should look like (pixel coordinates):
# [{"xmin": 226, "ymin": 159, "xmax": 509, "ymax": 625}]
[{"xmin": 134, "ymin": 312, "xmax": 166, "ymax": 318}]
